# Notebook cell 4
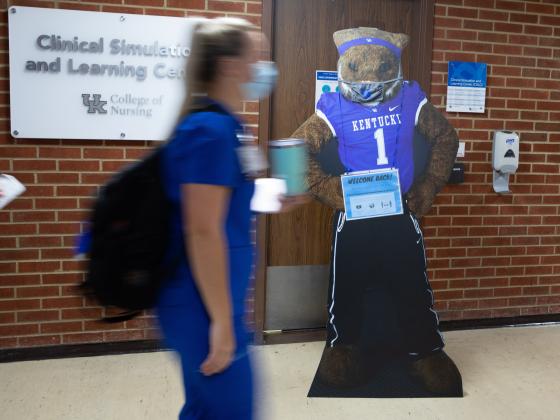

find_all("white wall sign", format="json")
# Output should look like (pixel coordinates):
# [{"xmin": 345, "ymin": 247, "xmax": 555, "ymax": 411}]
[
  {"xmin": 9, "ymin": 6, "xmax": 203, "ymax": 141},
  {"xmin": 315, "ymin": 70, "xmax": 338, "ymax": 111}
]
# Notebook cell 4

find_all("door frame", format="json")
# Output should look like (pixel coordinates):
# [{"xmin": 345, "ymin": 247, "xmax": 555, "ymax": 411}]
[{"xmin": 254, "ymin": 0, "xmax": 435, "ymax": 345}]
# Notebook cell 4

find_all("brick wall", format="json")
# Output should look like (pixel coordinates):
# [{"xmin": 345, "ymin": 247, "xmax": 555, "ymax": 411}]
[
  {"xmin": 1, "ymin": 0, "xmax": 559, "ymax": 349},
  {"xmin": 429, "ymin": 0, "xmax": 560, "ymax": 320},
  {"xmin": 0, "ymin": 0, "xmax": 262, "ymax": 349}
]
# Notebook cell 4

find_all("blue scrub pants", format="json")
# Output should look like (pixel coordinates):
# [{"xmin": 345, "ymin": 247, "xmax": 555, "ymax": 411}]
[{"xmin": 157, "ymin": 304, "xmax": 254, "ymax": 420}]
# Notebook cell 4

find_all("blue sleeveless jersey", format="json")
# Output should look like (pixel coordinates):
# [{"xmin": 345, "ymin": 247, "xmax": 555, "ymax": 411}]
[{"xmin": 316, "ymin": 81, "xmax": 427, "ymax": 194}]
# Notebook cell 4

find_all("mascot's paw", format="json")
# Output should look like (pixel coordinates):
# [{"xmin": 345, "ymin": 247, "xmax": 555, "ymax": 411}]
[
  {"xmin": 406, "ymin": 178, "xmax": 437, "ymax": 218},
  {"xmin": 317, "ymin": 345, "xmax": 369, "ymax": 388},
  {"xmin": 409, "ymin": 350, "xmax": 463, "ymax": 396}
]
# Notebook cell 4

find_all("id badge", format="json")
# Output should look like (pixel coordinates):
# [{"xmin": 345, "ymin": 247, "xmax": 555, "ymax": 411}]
[{"xmin": 341, "ymin": 168, "xmax": 403, "ymax": 221}]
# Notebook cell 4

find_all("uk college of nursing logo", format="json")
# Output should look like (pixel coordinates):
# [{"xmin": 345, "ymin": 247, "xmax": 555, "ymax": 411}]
[{"xmin": 82, "ymin": 94, "xmax": 108, "ymax": 114}]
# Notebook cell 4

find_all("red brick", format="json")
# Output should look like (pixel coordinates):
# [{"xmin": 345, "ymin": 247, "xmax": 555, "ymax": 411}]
[
  {"xmin": 523, "ymin": 46, "xmax": 553, "ymax": 58},
  {"xmin": 43, "ymin": 273, "xmax": 83, "ymax": 285},
  {"xmin": 62, "ymin": 260, "xmax": 86, "ymax": 272},
  {"xmin": 62, "ymin": 332, "xmax": 104, "ymax": 344},
  {"xmin": 537, "ymin": 59, "xmax": 560, "ymax": 69},
  {"xmin": 208, "ymin": 0, "xmax": 244, "ymax": 13},
  {"xmin": 13, "ymin": 159, "xmax": 58, "ymax": 171},
  {"xmin": 101, "ymin": 5, "xmax": 143, "ymax": 14},
  {"xmin": 524, "ymin": 25, "xmax": 553, "ymax": 37},
  {"xmin": 495, "ymin": 0, "xmax": 524, "ymax": 12},
  {"xmin": 492, "ymin": 308, "xmax": 521, "ymax": 318},
  {"xmin": 434, "ymin": 268, "xmax": 466, "ymax": 279},
  {"xmin": 495, "ymin": 22, "xmax": 523, "ymax": 34},
  {"xmin": 521, "ymin": 90, "xmax": 549, "ymax": 100},
  {"xmin": 540, "ymin": 14, "xmax": 560, "ymax": 27},
  {"xmin": 542, "ymin": 255, "xmax": 560, "ymax": 265},
  {"xmin": 18, "ymin": 335, "xmax": 61, "ymax": 347},
  {"xmin": 144, "ymin": 8, "xmax": 187, "ymax": 16},
  {"xmin": 478, "ymin": 9, "xmax": 508, "ymax": 21},
  {"xmin": 247, "ymin": 2, "xmax": 261, "ymax": 15},
  {"xmin": 474, "ymin": 119, "xmax": 511, "ymax": 130},
  {"xmin": 167, "ymin": 0, "xmax": 204, "ymax": 8},
  {"xmin": 493, "ymin": 44, "xmax": 522, "ymax": 55},
  {"xmin": 433, "ymin": 39, "xmax": 462, "ymax": 51},
  {"xmin": 59, "ymin": 160, "xmax": 100, "ymax": 172},
  {"xmin": 540, "ymin": 37, "xmax": 560, "ymax": 48},
  {"xmin": 540, "ymin": 276, "xmax": 560, "ymax": 285},
  {"xmin": 19, "ymin": 236, "xmax": 62, "ymax": 248},
  {"xmin": 58, "ymin": 211, "xmax": 90, "ymax": 222},
  {"xmin": 62, "ymin": 308, "xmax": 102, "ymax": 320},
  {"xmin": 451, "ymin": 257, "xmax": 482, "ymax": 268},
  {"xmin": 507, "ymin": 99, "xmax": 536, "ymax": 110},
  {"xmin": 448, "ymin": 300, "xmax": 479, "ymax": 310},
  {"xmin": 477, "ymin": 32, "xmax": 507, "ymax": 44},
  {"xmin": 104, "ymin": 330, "xmax": 145, "ymax": 342},
  {"xmin": 38, "ymin": 147, "xmax": 81, "ymax": 159},
  {"xmin": 464, "ymin": 289, "xmax": 494, "ymax": 299},
  {"xmin": 525, "ymin": 3, "xmax": 555, "ymax": 14},
  {"xmin": 479, "ymin": 298, "xmax": 509, "ymax": 309},
  {"xmin": 124, "ymin": 0, "xmax": 164, "ymax": 6},
  {"xmin": 476, "ymin": 53, "xmax": 506, "ymax": 65},
  {"xmin": 510, "ymin": 13, "xmax": 538, "ymax": 24},
  {"xmin": 0, "ymin": 338, "xmax": 18, "ymax": 348},
  {"xmin": 0, "ymin": 324, "xmax": 39, "ymax": 336},
  {"xmin": 41, "ymin": 321, "xmax": 83, "ymax": 334},
  {"xmin": 463, "ymin": 19, "xmax": 493, "ymax": 31},
  {"xmin": 463, "ymin": 42, "xmax": 492, "ymax": 53},
  {"xmin": 12, "ymin": 211, "xmax": 56, "ymax": 223},
  {"xmin": 16, "ymin": 285, "xmax": 60, "ymax": 298},
  {"xmin": 17, "ymin": 262, "xmax": 61, "ymax": 277},
  {"xmin": 35, "ymin": 198, "xmax": 78, "ymax": 209},
  {"xmin": 58, "ymin": 2, "xmax": 101, "ymax": 11},
  {"xmin": 0, "ymin": 147, "xmax": 37, "ymax": 158},
  {"xmin": 84, "ymin": 320, "xmax": 125, "ymax": 331},
  {"xmin": 526, "ymin": 266, "xmax": 554, "ymax": 275},
  {"xmin": 17, "ymin": 310, "xmax": 60, "ymax": 322},
  {"xmin": 0, "ymin": 273, "xmax": 41, "ymax": 288},
  {"xmin": 37, "ymin": 173, "xmax": 80, "ymax": 184},
  {"xmin": 125, "ymin": 317, "xmax": 157, "ymax": 329}
]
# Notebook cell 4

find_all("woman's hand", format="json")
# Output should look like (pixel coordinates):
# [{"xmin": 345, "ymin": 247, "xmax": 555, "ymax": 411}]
[
  {"xmin": 279, "ymin": 194, "xmax": 310, "ymax": 212},
  {"xmin": 200, "ymin": 320, "xmax": 236, "ymax": 376}
]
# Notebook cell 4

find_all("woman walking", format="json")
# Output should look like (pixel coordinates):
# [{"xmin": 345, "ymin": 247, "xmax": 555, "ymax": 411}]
[{"xmin": 157, "ymin": 18, "xmax": 289, "ymax": 419}]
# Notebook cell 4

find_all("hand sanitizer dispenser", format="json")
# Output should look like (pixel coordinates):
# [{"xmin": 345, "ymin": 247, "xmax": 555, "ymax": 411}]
[{"xmin": 492, "ymin": 131, "xmax": 519, "ymax": 194}]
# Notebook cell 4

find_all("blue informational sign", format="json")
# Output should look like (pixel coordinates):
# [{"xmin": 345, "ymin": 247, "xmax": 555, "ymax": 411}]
[
  {"xmin": 341, "ymin": 169, "xmax": 403, "ymax": 221},
  {"xmin": 315, "ymin": 70, "xmax": 339, "ymax": 110},
  {"xmin": 446, "ymin": 61, "xmax": 487, "ymax": 113}
]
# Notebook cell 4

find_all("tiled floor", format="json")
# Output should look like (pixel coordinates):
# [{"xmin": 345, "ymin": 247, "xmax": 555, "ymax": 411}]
[{"xmin": 1, "ymin": 325, "xmax": 560, "ymax": 420}]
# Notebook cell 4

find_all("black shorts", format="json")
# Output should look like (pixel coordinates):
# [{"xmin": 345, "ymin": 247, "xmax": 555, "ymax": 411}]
[{"xmin": 326, "ymin": 204, "xmax": 444, "ymax": 358}]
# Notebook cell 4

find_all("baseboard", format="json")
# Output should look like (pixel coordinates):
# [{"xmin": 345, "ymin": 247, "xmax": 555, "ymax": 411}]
[
  {"xmin": 2, "ymin": 313, "xmax": 560, "ymax": 363},
  {"xmin": 0, "ymin": 339, "xmax": 166, "ymax": 364},
  {"xmin": 262, "ymin": 313, "xmax": 560, "ymax": 345}
]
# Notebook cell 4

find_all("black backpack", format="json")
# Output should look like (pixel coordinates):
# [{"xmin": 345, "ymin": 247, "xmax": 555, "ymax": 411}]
[{"xmin": 82, "ymin": 104, "xmax": 222, "ymax": 322}]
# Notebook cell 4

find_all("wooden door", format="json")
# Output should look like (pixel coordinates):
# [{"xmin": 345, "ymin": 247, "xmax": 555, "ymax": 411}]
[{"xmin": 256, "ymin": 0, "xmax": 434, "ymax": 342}]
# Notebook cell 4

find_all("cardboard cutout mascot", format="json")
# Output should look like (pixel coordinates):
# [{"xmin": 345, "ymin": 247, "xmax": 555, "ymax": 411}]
[{"xmin": 292, "ymin": 28, "xmax": 463, "ymax": 397}]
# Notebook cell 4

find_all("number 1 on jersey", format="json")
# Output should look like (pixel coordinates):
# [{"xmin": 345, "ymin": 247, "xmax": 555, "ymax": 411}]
[{"xmin": 374, "ymin": 128, "xmax": 389, "ymax": 165}]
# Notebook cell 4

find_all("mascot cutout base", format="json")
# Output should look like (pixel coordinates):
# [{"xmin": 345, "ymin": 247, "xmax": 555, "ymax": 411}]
[{"xmin": 291, "ymin": 28, "xmax": 463, "ymax": 398}]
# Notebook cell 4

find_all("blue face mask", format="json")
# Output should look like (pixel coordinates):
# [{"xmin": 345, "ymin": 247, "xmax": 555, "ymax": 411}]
[
  {"xmin": 338, "ymin": 66, "xmax": 403, "ymax": 104},
  {"xmin": 242, "ymin": 61, "xmax": 278, "ymax": 101}
]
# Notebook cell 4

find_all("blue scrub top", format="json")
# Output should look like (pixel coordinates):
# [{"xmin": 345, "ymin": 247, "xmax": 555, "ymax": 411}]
[{"xmin": 158, "ymin": 100, "xmax": 255, "ymax": 320}]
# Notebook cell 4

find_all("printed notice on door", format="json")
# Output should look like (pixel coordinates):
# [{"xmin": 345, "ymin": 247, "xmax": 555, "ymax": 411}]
[{"xmin": 446, "ymin": 61, "xmax": 487, "ymax": 114}]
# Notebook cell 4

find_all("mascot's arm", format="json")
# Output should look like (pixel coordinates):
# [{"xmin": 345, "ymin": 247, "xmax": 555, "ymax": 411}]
[
  {"xmin": 291, "ymin": 114, "xmax": 345, "ymax": 209},
  {"xmin": 407, "ymin": 102, "xmax": 459, "ymax": 218}
]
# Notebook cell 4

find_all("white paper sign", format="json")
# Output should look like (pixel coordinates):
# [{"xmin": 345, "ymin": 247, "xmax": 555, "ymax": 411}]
[{"xmin": 9, "ymin": 6, "xmax": 203, "ymax": 140}]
